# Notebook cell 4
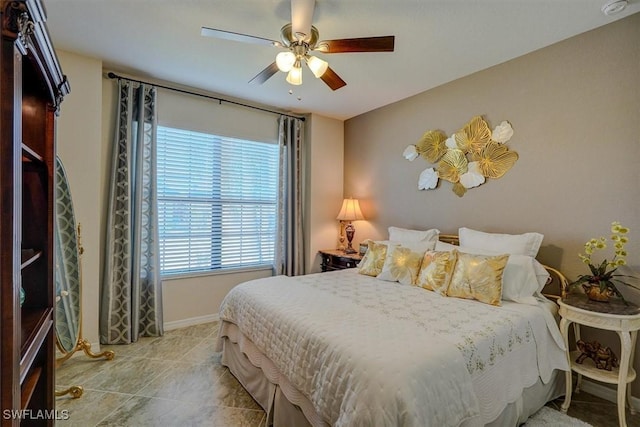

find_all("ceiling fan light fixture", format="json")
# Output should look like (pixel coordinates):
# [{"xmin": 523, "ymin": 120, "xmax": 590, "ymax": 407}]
[
  {"xmin": 276, "ymin": 51, "xmax": 296, "ymax": 72},
  {"xmin": 286, "ymin": 62, "xmax": 303, "ymax": 85},
  {"xmin": 306, "ymin": 55, "xmax": 328, "ymax": 78}
]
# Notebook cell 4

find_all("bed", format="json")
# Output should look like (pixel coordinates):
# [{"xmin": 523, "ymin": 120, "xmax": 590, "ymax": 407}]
[{"xmin": 215, "ymin": 229, "xmax": 570, "ymax": 427}]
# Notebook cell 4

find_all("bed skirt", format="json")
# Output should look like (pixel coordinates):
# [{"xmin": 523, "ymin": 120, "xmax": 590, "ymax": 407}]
[{"xmin": 218, "ymin": 320, "xmax": 565, "ymax": 427}]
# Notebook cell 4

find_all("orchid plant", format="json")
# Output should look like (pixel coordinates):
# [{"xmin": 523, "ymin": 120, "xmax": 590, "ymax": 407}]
[{"xmin": 571, "ymin": 221, "xmax": 637, "ymax": 302}]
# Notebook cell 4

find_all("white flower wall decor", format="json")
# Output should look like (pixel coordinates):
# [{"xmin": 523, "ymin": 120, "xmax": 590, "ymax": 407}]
[{"xmin": 403, "ymin": 116, "xmax": 518, "ymax": 197}]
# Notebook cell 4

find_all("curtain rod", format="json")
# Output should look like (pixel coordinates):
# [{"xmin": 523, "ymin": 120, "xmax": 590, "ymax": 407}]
[{"xmin": 106, "ymin": 72, "xmax": 305, "ymax": 122}]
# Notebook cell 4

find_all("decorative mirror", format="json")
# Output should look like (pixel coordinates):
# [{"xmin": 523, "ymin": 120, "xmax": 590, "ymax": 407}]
[{"xmin": 54, "ymin": 156, "xmax": 114, "ymax": 399}]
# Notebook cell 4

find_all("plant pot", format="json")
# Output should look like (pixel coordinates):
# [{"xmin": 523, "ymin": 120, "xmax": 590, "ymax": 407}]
[{"xmin": 582, "ymin": 284, "xmax": 615, "ymax": 302}]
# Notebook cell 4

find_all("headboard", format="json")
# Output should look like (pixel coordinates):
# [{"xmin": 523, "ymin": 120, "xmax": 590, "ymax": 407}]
[{"xmin": 438, "ymin": 234, "xmax": 568, "ymax": 301}]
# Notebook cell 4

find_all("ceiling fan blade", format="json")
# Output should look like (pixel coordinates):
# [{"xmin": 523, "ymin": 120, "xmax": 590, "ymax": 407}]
[
  {"xmin": 314, "ymin": 36, "xmax": 395, "ymax": 53},
  {"xmin": 291, "ymin": 0, "xmax": 315, "ymax": 41},
  {"xmin": 320, "ymin": 67, "xmax": 346, "ymax": 91},
  {"xmin": 249, "ymin": 62, "xmax": 280, "ymax": 85},
  {"xmin": 201, "ymin": 26, "xmax": 282, "ymax": 47}
]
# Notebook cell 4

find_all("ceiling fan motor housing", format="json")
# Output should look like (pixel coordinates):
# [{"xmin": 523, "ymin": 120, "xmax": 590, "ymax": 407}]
[{"xmin": 280, "ymin": 23, "xmax": 319, "ymax": 48}]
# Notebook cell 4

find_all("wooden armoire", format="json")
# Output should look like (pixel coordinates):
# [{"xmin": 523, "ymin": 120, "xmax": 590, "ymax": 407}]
[{"xmin": 0, "ymin": 0, "xmax": 69, "ymax": 425}]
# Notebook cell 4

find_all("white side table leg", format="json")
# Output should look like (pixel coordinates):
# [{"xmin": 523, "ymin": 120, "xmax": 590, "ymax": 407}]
[
  {"xmin": 573, "ymin": 322, "xmax": 583, "ymax": 393},
  {"xmin": 560, "ymin": 317, "xmax": 573, "ymax": 412},
  {"xmin": 617, "ymin": 330, "xmax": 632, "ymax": 427},
  {"xmin": 628, "ymin": 331, "xmax": 638, "ymax": 415}
]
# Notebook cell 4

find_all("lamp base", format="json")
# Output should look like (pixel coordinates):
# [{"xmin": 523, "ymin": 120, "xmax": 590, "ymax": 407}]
[{"xmin": 344, "ymin": 222, "xmax": 356, "ymax": 254}]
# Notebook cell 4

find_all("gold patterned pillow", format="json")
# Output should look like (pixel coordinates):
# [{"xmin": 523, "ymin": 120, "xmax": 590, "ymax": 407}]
[
  {"xmin": 357, "ymin": 241, "xmax": 388, "ymax": 277},
  {"xmin": 377, "ymin": 245, "xmax": 424, "ymax": 286},
  {"xmin": 446, "ymin": 251, "xmax": 508, "ymax": 306},
  {"xmin": 416, "ymin": 250, "xmax": 458, "ymax": 295}
]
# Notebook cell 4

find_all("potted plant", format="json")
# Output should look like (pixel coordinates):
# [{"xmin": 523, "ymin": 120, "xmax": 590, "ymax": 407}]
[{"xmin": 571, "ymin": 221, "xmax": 637, "ymax": 303}]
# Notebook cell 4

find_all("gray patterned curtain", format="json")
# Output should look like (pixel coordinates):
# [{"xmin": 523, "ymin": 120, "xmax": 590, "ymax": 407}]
[
  {"xmin": 100, "ymin": 80, "xmax": 163, "ymax": 344},
  {"xmin": 275, "ymin": 116, "xmax": 305, "ymax": 276}
]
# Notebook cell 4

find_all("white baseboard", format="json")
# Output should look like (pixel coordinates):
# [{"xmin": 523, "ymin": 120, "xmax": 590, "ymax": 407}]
[
  {"xmin": 579, "ymin": 378, "xmax": 640, "ymax": 409},
  {"xmin": 163, "ymin": 313, "xmax": 220, "ymax": 331}
]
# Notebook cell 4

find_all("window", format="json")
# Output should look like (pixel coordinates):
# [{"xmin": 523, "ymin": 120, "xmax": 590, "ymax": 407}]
[{"xmin": 156, "ymin": 126, "xmax": 279, "ymax": 276}]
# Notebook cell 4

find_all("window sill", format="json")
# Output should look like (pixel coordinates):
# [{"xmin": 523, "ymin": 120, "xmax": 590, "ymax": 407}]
[{"xmin": 161, "ymin": 264, "xmax": 273, "ymax": 281}]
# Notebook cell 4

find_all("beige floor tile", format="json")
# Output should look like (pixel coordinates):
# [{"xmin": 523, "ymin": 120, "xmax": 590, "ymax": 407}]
[
  {"xmin": 56, "ymin": 355, "xmax": 117, "ymax": 387},
  {"xmin": 182, "ymin": 339, "xmax": 221, "ymax": 365},
  {"xmin": 136, "ymin": 360, "xmax": 228, "ymax": 405},
  {"xmin": 164, "ymin": 321, "xmax": 219, "ymax": 339},
  {"xmin": 95, "ymin": 396, "xmax": 264, "ymax": 427},
  {"xmin": 99, "ymin": 336, "xmax": 160, "ymax": 358},
  {"xmin": 212, "ymin": 370, "xmax": 262, "ymax": 411},
  {"xmin": 56, "ymin": 390, "xmax": 133, "ymax": 427},
  {"xmin": 80, "ymin": 356, "xmax": 176, "ymax": 394},
  {"xmin": 548, "ymin": 391, "xmax": 640, "ymax": 427},
  {"xmin": 131, "ymin": 334, "xmax": 206, "ymax": 361}
]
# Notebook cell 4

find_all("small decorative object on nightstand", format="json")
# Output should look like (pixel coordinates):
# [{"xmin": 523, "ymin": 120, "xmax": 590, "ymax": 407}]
[
  {"xmin": 559, "ymin": 293, "xmax": 640, "ymax": 427},
  {"xmin": 359, "ymin": 242, "xmax": 369, "ymax": 256},
  {"xmin": 319, "ymin": 249, "xmax": 362, "ymax": 272},
  {"xmin": 336, "ymin": 197, "xmax": 365, "ymax": 254}
]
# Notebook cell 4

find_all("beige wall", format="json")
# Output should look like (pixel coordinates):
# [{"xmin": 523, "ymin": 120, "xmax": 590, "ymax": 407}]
[
  {"xmin": 344, "ymin": 12, "xmax": 640, "ymax": 394},
  {"xmin": 56, "ymin": 51, "xmax": 103, "ymax": 346},
  {"xmin": 306, "ymin": 114, "xmax": 345, "ymax": 273}
]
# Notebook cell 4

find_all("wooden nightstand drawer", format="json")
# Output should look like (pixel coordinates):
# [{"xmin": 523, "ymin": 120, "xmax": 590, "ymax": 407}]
[{"xmin": 319, "ymin": 250, "xmax": 362, "ymax": 272}]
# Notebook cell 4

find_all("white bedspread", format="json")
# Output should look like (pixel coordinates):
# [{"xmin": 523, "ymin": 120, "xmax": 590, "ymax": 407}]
[{"xmin": 217, "ymin": 269, "xmax": 568, "ymax": 427}]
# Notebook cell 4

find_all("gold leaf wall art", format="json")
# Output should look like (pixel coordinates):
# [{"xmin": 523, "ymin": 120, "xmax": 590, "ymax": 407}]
[
  {"xmin": 438, "ymin": 149, "xmax": 468, "ymax": 183},
  {"xmin": 402, "ymin": 116, "xmax": 518, "ymax": 197},
  {"xmin": 416, "ymin": 130, "xmax": 447, "ymax": 163},
  {"xmin": 473, "ymin": 141, "xmax": 519, "ymax": 178}
]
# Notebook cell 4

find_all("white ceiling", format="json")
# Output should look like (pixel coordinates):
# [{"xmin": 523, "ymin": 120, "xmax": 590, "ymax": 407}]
[{"xmin": 45, "ymin": 0, "xmax": 639, "ymax": 120}]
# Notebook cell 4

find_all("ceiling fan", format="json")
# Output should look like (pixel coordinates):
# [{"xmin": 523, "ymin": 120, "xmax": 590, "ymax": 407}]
[{"xmin": 201, "ymin": 0, "xmax": 395, "ymax": 91}]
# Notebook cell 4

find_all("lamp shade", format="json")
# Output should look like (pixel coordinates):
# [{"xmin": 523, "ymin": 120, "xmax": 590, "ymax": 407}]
[
  {"xmin": 336, "ymin": 198, "xmax": 365, "ymax": 221},
  {"xmin": 306, "ymin": 55, "xmax": 329, "ymax": 78},
  {"xmin": 276, "ymin": 51, "xmax": 296, "ymax": 72},
  {"xmin": 286, "ymin": 64, "xmax": 303, "ymax": 85}
]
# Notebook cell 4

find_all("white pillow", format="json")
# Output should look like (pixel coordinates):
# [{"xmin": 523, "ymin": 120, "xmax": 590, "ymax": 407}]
[
  {"xmin": 435, "ymin": 241, "xmax": 457, "ymax": 252},
  {"xmin": 435, "ymin": 243, "xmax": 548, "ymax": 305},
  {"xmin": 388, "ymin": 226, "xmax": 439, "ymax": 247},
  {"xmin": 458, "ymin": 227, "xmax": 544, "ymax": 258}
]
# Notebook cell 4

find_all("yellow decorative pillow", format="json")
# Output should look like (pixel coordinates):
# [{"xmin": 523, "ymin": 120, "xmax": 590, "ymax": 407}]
[
  {"xmin": 377, "ymin": 245, "xmax": 424, "ymax": 286},
  {"xmin": 446, "ymin": 251, "xmax": 508, "ymax": 306},
  {"xmin": 416, "ymin": 250, "xmax": 458, "ymax": 295},
  {"xmin": 357, "ymin": 241, "xmax": 388, "ymax": 277}
]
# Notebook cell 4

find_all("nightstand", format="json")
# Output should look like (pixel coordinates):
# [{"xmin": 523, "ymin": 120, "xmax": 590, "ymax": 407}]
[
  {"xmin": 319, "ymin": 249, "xmax": 362, "ymax": 272},
  {"xmin": 559, "ymin": 294, "xmax": 640, "ymax": 427}
]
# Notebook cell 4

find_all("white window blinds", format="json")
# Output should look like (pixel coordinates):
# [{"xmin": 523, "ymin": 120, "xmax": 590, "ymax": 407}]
[{"xmin": 156, "ymin": 126, "xmax": 279, "ymax": 276}]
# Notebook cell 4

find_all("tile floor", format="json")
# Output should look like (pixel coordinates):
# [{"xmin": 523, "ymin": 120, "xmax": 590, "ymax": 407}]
[
  {"xmin": 55, "ymin": 321, "xmax": 264, "ymax": 426},
  {"xmin": 55, "ymin": 321, "xmax": 637, "ymax": 427}
]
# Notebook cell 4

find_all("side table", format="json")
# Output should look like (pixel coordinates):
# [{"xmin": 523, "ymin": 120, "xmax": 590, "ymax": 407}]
[
  {"xmin": 559, "ymin": 294, "xmax": 640, "ymax": 427},
  {"xmin": 318, "ymin": 249, "xmax": 362, "ymax": 272}
]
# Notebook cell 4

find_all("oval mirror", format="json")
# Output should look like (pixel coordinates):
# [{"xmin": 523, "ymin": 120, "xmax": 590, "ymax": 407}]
[{"xmin": 55, "ymin": 156, "xmax": 81, "ymax": 354}]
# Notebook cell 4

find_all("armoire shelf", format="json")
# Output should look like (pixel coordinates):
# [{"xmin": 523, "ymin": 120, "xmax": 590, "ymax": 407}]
[
  {"xmin": 21, "ymin": 143, "xmax": 44, "ymax": 163},
  {"xmin": 20, "ymin": 250, "xmax": 43, "ymax": 270},
  {"xmin": 1, "ymin": 0, "xmax": 69, "ymax": 425}
]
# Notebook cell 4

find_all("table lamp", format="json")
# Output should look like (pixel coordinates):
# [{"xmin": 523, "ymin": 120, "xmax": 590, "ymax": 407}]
[{"xmin": 336, "ymin": 198, "xmax": 364, "ymax": 254}]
